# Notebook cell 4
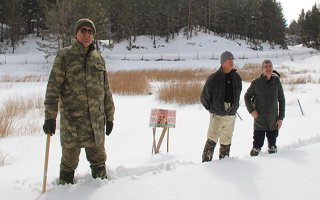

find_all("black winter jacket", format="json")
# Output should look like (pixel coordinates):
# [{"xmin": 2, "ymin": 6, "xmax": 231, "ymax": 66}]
[
  {"xmin": 201, "ymin": 67, "xmax": 242, "ymax": 115},
  {"xmin": 244, "ymin": 74, "xmax": 285, "ymax": 131}
]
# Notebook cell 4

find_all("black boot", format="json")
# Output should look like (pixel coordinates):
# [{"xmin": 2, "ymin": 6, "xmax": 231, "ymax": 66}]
[
  {"xmin": 59, "ymin": 170, "xmax": 74, "ymax": 185},
  {"xmin": 268, "ymin": 145, "xmax": 277, "ymax": 154},
  {"xmin": 219, "ymin": 144, "xmax": 231, "ymax": 160},
  {"xmin": 91, "ymin": 165, "xmax": 107, "ymax": 180},
  {"xmin": 202, "ymin": 139, "xmax": 216, "ymax": 162},
  {"xmin": 250, "ymin": 147, "xmax": 260, "ymax": 156}
]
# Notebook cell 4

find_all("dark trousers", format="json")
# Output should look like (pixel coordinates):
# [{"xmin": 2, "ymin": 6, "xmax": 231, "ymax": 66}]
[{"xmin": 253, "ymin": 130, "xmax": 278, "ymax": 149}]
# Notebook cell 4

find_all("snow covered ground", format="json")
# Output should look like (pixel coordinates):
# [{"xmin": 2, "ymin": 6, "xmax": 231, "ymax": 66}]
[{"xmin": 0, "ymin": 33, "xmax": 320, "ymax": 200}]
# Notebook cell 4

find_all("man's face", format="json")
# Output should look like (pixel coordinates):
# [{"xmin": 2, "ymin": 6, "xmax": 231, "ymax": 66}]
[
  {"xmin": 76, "ymin": 26, "xmax": 94, "ymax": 48},
  {"xmin": 223, "ymin": 58, "xmax": 234, "ymax": 73},
  {"xmin": 262, "ymin": 63, "xmax": 273, "ymax": 79}
]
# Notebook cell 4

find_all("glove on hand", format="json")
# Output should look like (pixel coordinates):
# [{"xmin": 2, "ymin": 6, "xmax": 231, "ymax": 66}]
[
  {"xmin": 105, "ymin": 121, "xmax": 114, "ymax": 136},
  {"xmin": 43, "ymin": 119, "xmax": 56, "ymax": 135}
]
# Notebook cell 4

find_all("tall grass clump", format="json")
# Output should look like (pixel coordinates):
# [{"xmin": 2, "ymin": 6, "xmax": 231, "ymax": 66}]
[
  {"xmin": 147, "ymin": 68, "xmax": 212, "ymax": 82},
  {"xmin": 238, "ymin": 63, "xmax": 286, "ymax": 82},
  {"xmin": 0, "ymin": 94, "xmax": 44, "ymax": 137},
  {"xmin": 108, "ymin": 71, "xmax": 150, "ymax": 95},
  {"xmin": 108, "ymin": 69, "xmax": 211, "ymax": 95},
  {"xmin": 0, "ymin": 74, "xmax": 45, "ymax": 82},
  {"xmin": 107, "ymin": 69, "xmax": 212, "ymax": 105},
  {"xmin": 158, "ymin": 82, "xmax": 203, "ymax": 104},
  {"xmin": 237, "ymin": 63, "xmax": 262, "ymax": 82}
]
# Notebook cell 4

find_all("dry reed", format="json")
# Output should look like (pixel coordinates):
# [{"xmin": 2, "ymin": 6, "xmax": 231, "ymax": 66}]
[
  {"xmin": 237, "ymin": 63, "xmax": 262, "ymax": 82},
  {"xmin": 108, "ymin": 69, "xmax": 211, "ymax": 96},
  {"xmin": 0, "ymin": 74, "xmax": 45, "ymax": 82},
  {"xmin": 0, "ymin": 94, "xmax": 44, "ymax": 137},
  {"xmin": 108, "ymin": 71, "xmax": 150, "ymax": 95},
  {"xmin": 146, "ymin": 68, "xmax": 212, "ymax": 82},
  {"xmin": 157, "ymin": 82, "xmax": 203, "ymax": 104}
]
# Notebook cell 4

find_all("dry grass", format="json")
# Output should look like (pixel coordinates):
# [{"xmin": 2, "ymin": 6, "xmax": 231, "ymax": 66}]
[
  {"xmin": 157, "ymin": 82, "xmax": 203, "ymax": 104},
  {"xmin": 108, "ymin": 68, "xmax": 212, "ymax": 96},
  {"xmin": 0, "ymin": 94, "xmax": 44, "ymax": 137},
  {"xmin": 108, "ymin": 71, "xmax": 150, "ymax": 95},
  {"xmin": 146, "ymin": 68, "xmax": 212, "ymax": 82},
  {"xmin": 237, "ymin": 63, "xmax": 262, "ymax": 82},
  {"xmin": 0, "ymin": 74, "xmax": 45, "ymax": 82},
  {"xmin": 282, "ymin": 76, "xmax": 310, "ymax": 85}
]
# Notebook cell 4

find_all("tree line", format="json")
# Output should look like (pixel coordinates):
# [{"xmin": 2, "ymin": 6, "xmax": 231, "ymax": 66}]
[
  {"xmin": 0, "ymin": 0, "xmax": 314, "ymax": 54},
  {"xmin": 287, "ymin": 3, "xmax": 320, "ymax": 49}
]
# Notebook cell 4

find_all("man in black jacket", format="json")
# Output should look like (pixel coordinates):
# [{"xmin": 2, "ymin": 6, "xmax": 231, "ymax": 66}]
[
  {"xmin": 244, "ymin": 59, "xmax": 285, "ymax": 156},
  {"xmin": 201, "ymin": 51, "xmax": 242, "ymax": 162}
]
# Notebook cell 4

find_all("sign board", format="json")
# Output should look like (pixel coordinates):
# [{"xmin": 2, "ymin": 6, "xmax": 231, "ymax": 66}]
[{"xmin": 149, "ymin": 108, "xmax": 176, "ymax": 128}]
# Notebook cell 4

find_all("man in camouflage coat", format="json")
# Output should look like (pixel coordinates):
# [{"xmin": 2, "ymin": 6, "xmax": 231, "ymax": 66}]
[{"xmin": 43, "ymin": 18, "xmax": 115, "ymax": 184}]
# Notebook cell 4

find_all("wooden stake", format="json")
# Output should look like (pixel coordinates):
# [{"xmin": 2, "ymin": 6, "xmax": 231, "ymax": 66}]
[
  {"xmin": 297, "ymin": 98, "xmax": 304, "ymax": 116},
  {"xmin": 167, "ymin": 128, "xmax": 169, "ymax": 152},
  {"xmin": 42, "ymin": 134, "xmax": 51, "ymax": 193},
  {"xmin": 156, "ymin": 127, "xmax": 168, "ymax": 154}
]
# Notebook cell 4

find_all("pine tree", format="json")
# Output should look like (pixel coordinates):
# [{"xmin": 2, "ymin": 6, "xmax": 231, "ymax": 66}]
[
  {"xmin": 0, "ymin": 0, "xmax": 6, "ymax": 43},
  {"xmin": 22, "ymin": 0, "xmax": 42, "ymax": 34}
]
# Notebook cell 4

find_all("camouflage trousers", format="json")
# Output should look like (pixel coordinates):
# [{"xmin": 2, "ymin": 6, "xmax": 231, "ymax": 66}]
[{"xmin": 60, "ymin": 145, "xmax": 107, "ymax": 177}]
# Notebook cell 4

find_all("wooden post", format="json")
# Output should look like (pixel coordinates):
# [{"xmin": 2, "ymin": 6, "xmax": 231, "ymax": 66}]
[
  {"xmin": 152, "ymin": 127, "xmax": 169, "ymax": 154},
  {"xmin": 167, "ymin": 128, "xmax": 169, "ymax": 152},
  {"xmin": 42, "ymin": 134, "xmax": 51, "ymax": 193},
  {"xmin": 149, "ymin": 108, "xmax": 176, "ymax": 154},
  {"xmin": 297, "ymin": 98, "xmax": 304, "ymax": 116},
  {"xmin": 152, "ymin": 127, "xmax": 157, "ymax": 154}
]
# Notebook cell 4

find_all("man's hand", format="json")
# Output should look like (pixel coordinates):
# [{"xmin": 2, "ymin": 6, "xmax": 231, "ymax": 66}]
[
  {"xmin": 43, "ymin": 119, "xmax": 56, "ymax": 136},
  {"xmin": 251, "ymin": 110, "xmax": 259, "ymax": 119},
  {"xmin": 106, "ymin": 121, "xmax": 114, "ymax": 136},
  {"xmin": 276, "ymin": 119, "xmax": 283, "ymax": 129}
]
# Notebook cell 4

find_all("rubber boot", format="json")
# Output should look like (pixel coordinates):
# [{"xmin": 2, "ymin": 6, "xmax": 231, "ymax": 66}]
[
  {"xmin": 59, "ymin": 170, "xmax": 74, "ymax": 185},
  {"xmin": 219, "ymin": 144, "xmax": 231, "ymax": 160},
  {"xmin": 202, "ymin": 139, "xmax": 216, "ymax": 162},
  {"xmin": 91, "ymin": 165, "xmax": 107, "ymax": 180}
]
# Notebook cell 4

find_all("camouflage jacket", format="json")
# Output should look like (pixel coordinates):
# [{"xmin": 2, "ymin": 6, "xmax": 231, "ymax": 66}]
[{"xmin": 44, "ymin": 41, "xmax": 115, "ymax": 147}]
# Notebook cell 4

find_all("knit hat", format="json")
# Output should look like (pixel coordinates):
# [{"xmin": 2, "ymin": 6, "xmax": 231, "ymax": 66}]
[
  {"xmin": 74, "ymin": 18, "xmax": 96, "ymax": 35},
  {"xmin": 220, "ymin": 51, "xmax": 234, "ymax": 65}
]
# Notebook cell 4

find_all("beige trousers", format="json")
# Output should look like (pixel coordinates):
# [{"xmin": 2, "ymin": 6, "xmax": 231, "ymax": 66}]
[{"xmin": 207, "ymin": 113, "xmax": 236, "ymax": 145}]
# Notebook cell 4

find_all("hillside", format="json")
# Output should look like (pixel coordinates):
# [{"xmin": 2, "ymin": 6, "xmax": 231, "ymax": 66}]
[{"xmin": 0, "ymin": 33, "xmax": 320, "ymax": 200}]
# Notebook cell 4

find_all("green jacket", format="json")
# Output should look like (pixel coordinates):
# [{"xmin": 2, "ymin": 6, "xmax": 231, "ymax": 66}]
[
  {"xmin": 44, "ymin": 41, "xmax": 115, "ymax": 148},
  {"xmin": 201, "ymin": 67, "xmax": 242, "ymax": 116},
  {"xmin": 244, "ymin": 74, "xmax": 285, "ymax": 131}
]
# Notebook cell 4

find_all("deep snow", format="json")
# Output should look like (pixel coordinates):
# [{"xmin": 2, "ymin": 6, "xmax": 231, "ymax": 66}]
[{"xmin": 0, "ymin": 33, "xmax": 320, "ymax": 200}]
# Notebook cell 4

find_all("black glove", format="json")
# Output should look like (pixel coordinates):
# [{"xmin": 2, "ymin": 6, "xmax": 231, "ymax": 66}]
[
  {"xmin": 43, "ymin": 119, "xmax": 56, "ymax": 135},
  {"xmin": 105, "ymin": 121, "xmax": 114, "ymax": 136}
]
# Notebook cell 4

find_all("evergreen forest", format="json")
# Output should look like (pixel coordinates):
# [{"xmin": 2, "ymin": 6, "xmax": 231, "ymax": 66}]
[{"xmin": 0, "ymin": 0, "xmax": 319, "ymax": 53}]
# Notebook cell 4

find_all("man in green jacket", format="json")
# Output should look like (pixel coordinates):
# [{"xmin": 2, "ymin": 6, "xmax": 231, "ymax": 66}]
[
  {"xmin": 244, "ymin": 59, "xmax": 285, "ymax": 156},
  {"xmin": 43, "ymin": 18, "xmax": 115, "ymax": 184}
]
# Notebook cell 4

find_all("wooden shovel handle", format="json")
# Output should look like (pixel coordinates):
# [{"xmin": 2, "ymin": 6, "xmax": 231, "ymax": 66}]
[{"xmin": 42, "ymin": 134, "xmax": 51, "ymax": 193}]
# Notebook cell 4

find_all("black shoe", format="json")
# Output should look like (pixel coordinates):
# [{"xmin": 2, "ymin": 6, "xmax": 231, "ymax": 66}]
[
  {"xmin": 268, "ymin": 145, "xmax": 277, "ymax": 154},
  {"xmin": 202, "ymin": 139, "xmax": 216, "ymax": 162},
  {"xmin": 250, "ymin": 148, "xmax": 260, "ymax": 157}
]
